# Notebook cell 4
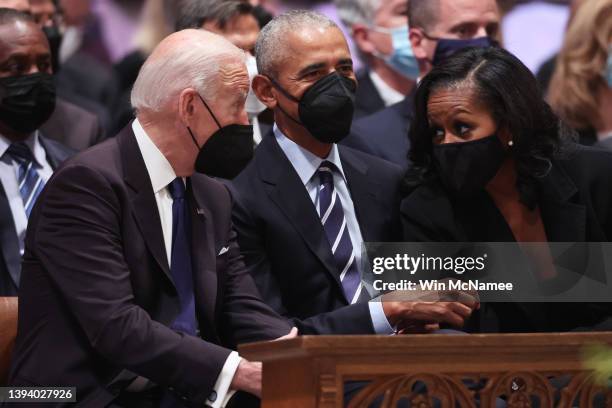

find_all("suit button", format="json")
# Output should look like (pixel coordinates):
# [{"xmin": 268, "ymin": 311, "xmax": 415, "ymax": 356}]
[{"xmin": 208, "ymin": 391, "xmax": 217, "ymax": 402}]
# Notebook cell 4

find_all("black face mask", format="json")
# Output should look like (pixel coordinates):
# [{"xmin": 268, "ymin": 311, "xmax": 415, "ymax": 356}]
[
  {"xmin": 433, "ymin": 134, "xmax": 507, "ymax": 197},
  {"xmin": 188, "ymin": 95, "xmax": 254, "ymax": 180},
  {"xmin": 269, "ymin": 72, "xmax": 356, "ymax": 144},
  {"xmin": 423, "ymin": 34, "xmax": 496, "ymax": 66},
  {"xmin": 0, "ymin": 73, "xmax": 56, "ymax": 135},
  {"xmin": 42, "ymin": 25, "xmax": 63, "ymax": 73}
]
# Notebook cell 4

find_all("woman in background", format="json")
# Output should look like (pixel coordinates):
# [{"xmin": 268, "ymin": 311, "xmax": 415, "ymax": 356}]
[
  {"xmin": 548, "ymin": 0, "xmax": 612, "ymax": 147},
  {"xmin": 400, "ymin": 46, "xmax": 612, "ymax": 333}
]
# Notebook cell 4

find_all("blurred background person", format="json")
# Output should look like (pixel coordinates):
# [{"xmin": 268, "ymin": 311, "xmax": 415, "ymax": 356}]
[
  {"xmin": 0, "ymin": 8, "xmax": 73, "ymax": 295},
  {"xmin": 548, "ymin": 0, "xmax": 612, "ymax": 148},
  {"xmin": 401, "ymin": 46, "xmax": 612, "ymax": 332},
  {"xmin": 335, "ymin": 0, "xmax": 418, "ymax": 119},
  {"xmin": 344, "ymin": 0, "xmax": 501, "ymax": 171}
]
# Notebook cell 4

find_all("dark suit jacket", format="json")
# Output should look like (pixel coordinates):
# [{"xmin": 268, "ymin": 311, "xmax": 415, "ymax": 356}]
[
  {"xmin": 8, "ymin": 125, "xmax": 291, "ymax": 407},
  {"xmin": 595, "ymin": 137, "xmax": 612, "ymax": 151},
  {"xmin": 230, "ymin": 133, "xmax": 403, "ymax": 335},
  {"xmin": 0, "ymin": 136, "xmax": 73, "ymax": 296},
  {"xmin": 400, "ymin": 144, "xmax": 612, "ymax": 333},
  {"xmin": 342, "ymin": 94, "xmax": 414, "ymax": 171},
  {"xmin": 41, "ymin": 97, "xmax": 105, "ymax": 151},
  {"xmin": 353, "ymin": 69, "xmax": 386, "ymax": 119}
]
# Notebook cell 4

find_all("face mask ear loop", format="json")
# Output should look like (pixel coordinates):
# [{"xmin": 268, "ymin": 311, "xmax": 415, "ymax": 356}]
[
  {"xmin": 265, "ymin": 75, "xmax": 305, "ymax": 127},
  {"xmin": 197, "ymin": 94, "xmax": 223, "ymax": 130},
  {"xmin": 187, "ymin": 126, "xmax": 200, "ymax": 149}
]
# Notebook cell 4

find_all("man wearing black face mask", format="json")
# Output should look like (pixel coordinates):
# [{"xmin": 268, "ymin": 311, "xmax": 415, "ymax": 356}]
[
  {"xmin": 9, "ymin": 29, "xmax": 296, "ymax": 407},
  {"xmin": 344, "ymin": 0, "xmax": 501, "ymax": 171},
  {"xmin": 230, "ymin": 11, "xmax": 478, "ymax": 337},
  {"xmin": 0, "ymin": 8, "xmax": 73, "ymax": 296}
]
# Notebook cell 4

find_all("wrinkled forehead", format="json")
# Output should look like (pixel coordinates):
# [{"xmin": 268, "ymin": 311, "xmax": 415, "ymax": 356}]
[
  {"xmin": 277, "ymin": 26, "xmax": 349, "ymax": 72},
  {"xmin": 0, "ymin": 20, "xmax": 48, "ymax": 59},
  {"xmin": 217, "ymin": 59, "xmax": 249, "ymax": 98}
]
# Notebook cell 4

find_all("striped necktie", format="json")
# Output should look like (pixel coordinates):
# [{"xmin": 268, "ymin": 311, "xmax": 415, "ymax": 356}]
[
  {"xmin": 317, "ymin": 161, "xmax": 363, "ymax": 304},
  {"xmin": 5, "ymin": 142, "xmax": 45, "ymax": 218}
]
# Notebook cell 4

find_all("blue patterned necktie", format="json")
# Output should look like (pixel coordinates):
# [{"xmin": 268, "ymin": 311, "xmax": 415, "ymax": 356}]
[
  {"xmin": 167, "ymin": 178, "xmax": 198, "ymax": 336},
  {"xmin": 317, "ymin": 161, "xmax": 363, "ymax": 304},
  {"xmin": 5, "ymin": 142, "xmax": 45, "ymax": 218}
]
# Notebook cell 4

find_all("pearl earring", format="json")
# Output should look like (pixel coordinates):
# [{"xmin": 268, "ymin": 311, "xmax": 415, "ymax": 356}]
[{"xmin": 508, "ymin": 140, "xmax": 514, "ymax": 147}]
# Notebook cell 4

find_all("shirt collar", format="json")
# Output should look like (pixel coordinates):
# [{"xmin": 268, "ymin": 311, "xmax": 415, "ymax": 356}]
[
  {"xmin": 273, "ymin": 124, "xmax": 346, "ymax": 186},
  {"xmin": 369, "ymin": 70, "xmax": 405, "ymax": 107},
  {"xmin": 0, "ymin": 131, "xmax": 47, "ymax": 167},
  {"xmin": 132, "ymin": 119, "xmax": 177, "ymax": 194}
]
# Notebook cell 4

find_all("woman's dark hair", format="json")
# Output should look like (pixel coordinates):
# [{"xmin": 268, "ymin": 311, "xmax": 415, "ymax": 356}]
[{"xmin": 404, "ymin": 46, "xmax": 564, "ymax": 209}]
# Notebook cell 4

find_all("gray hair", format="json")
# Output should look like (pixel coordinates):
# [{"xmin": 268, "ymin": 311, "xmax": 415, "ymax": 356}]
[
  {"xmin": 131, "ymin": 29, "xmax": 246, "ymax": 113},
  {"xmin": 255, "ymin": 10, "xmax": 339, "ymax": 77},
  {"xmin": 334, "ymin": 0, "xmax": 382, "ymax": 28}
]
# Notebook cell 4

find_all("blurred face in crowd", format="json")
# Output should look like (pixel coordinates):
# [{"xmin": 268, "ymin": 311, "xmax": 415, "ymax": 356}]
[
  {"xmin": 60, "ymin": 0, "xmax": 91, "ymax": 26},
  {"xmin": 253, "ymin": 26, "xmax": 355, "ymax": 152},
  {"xmin": 352, "ymin": 0, "xmax": 408, "ymax": 59},
  {"xmin": 0, "ymin": 19, "xmax": 52, "ymax": 138},
  {"xmin": 29, "ymin": 0, "xmax": 55, "ymax": 27},
  {"xmin": 410, "ymin": 0, "xmax": 500, "ymax": 75},
  {"xmin": 0, "ymin": 0, "xmax": 29, "ymax": 12},
  {"xmin": 203, "ymin": 13, "xmax": 260, "ymax": 55}
]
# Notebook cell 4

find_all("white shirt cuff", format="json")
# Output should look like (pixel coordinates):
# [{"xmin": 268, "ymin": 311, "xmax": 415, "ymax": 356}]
[
  {"xmin": 206, "ymin": 351, "xmax": 242, "ymax": 408},
  {"xmin": 368, "ymin": 300, "xmax": 395, "ymax": 335}
]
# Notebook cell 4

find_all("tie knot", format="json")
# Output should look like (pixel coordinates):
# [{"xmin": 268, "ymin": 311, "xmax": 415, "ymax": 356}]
[
  {"xmin": 5, "ymin": 142, "xmax": 33, "ymax": 164},
  {"xmin": 318, "ymin": 161, "xmax": 336, "ymax": 186},
  {"xmin": 168, "ymin": 178, "xmax": 185, "ymax": 200}
]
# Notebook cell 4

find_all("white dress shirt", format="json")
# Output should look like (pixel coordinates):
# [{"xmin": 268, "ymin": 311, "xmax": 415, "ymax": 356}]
[
  {"xmin": 369, "ymin": 70, "xmax": 405, "ymax": 107},
  {"xmin": 274, "ymin": 126, "xmax": 393, "ymax": 334},
  {"xmin": 132, "ymin": 119, "xmax": 240, "ymax": 408},
  {"xmin": 0, "ymin": 132, "xmax": 54, "ymax": 255}
]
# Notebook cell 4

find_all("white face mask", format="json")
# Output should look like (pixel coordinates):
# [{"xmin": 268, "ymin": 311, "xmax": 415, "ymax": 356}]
[{"xmin": 246, "ymin": 54, "xmax": 267, "ymax": 116}]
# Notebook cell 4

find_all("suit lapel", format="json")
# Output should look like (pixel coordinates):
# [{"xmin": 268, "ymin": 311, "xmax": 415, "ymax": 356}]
[
  {"xmin": 187, "ymin": 177, "xmax": 218, "ymax": 333},
  {"xmin": 258, "ymin": 136, "xmax": 345, "ymax": 292},
  {"xmin": 339, "ymin": 147, "xmax": 379, "ymax": 243},
  {"xmin": 117, "ymin": 125, "xmax": 173, "ymax": 286},
  {"xmin": 38, "ymin": 135, "xmax": 74, "ymax": 169},
  {"xmin": 0, "ymin": 184, "xmax": 21, "ymax": 288}
]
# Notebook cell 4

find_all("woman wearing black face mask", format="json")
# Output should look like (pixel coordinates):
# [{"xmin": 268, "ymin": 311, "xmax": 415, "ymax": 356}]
[{"xmin": 400, "ymin": 47, "xmax": 612, "ymax": 333}]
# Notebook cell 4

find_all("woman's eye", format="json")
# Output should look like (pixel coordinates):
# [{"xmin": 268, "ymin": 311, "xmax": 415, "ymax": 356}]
[
  {"xmin": 431, "ymin": 127, "xmax": 445, "ymax": 141},
  {"xmin": 455, "ymin": 123, "xmax": 471, "ymax": 135}
]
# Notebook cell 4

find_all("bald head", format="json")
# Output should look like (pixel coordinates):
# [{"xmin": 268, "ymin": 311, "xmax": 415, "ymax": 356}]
[{"xmin": 131, "ymin": 29, "xmax": 247, "ymax": 113}]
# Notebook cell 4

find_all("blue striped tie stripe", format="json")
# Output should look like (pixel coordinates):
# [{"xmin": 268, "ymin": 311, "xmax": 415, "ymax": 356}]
[
  {"xmin": 6, "ymin": 143, "xmax": 45, "ymax": 218},
  {"xmin": 318, "ymin": 161, "xmax": 362, "ymax": 304}
]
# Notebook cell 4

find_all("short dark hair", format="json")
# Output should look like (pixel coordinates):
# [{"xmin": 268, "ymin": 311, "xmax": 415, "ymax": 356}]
[
  {"xmin": 175, "ymin": 0, "xmax": 255, "ymax": 32},
  {"xmin": 0, "ymin": 7, "xmax": 34, "ymax": 26},
  {"xmin": 404, "ymin": 46, "xmax": 568, "ymax": 209},
  {"xmin": 407, "ymin": 0, "xmax": 439, "ymax": 31}
]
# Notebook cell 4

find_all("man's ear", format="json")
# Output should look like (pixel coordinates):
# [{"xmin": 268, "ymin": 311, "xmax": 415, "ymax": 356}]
[
  {"xmin": 252, "ymin": 74, "xmax": 277, "ymax": 109},
  {"xmin": 409, "ymin": 27, "xmax": 428, "ymax": 60},
  {"xmin": 352, "ymin": 24, "xmax": 376, "ymax": 56},
  {"xmin": 178, "ymin": 88, "xmax": 197, "ymax": 127}
]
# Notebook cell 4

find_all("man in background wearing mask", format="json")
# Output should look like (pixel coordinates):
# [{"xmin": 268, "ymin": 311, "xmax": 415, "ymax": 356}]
[
  {"xmin": 335, "ymin": 0, "xmax": 418, "ymax": 119},
  {"xmin": 9, "ymin": 29, "xmax": 296, "ymax": 407},
  {"xmin": 231, "ymin": 11, "xmax": 477, "ymax": 336},
  {"xmin": 176, "ymin": 0, "xmax": 270, "ymax": 152},
  {"xmin": 345, "ymin": 0, "xmax": 501, "ymax": 170},
  {"xmin": 0, "ymin": 8, "xmax": 73, "ymax": 296}
]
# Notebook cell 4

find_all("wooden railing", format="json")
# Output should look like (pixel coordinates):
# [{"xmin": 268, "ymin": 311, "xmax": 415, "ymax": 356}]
[{"xmin": 239, "ymin": 333, "xmax": 612, "ymax": 408}]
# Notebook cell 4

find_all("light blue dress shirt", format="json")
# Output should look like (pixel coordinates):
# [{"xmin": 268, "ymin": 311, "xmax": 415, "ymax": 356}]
[
  {"xmin": 274, "ymin": 126, "xmax": 393, "ymax": 334},
  {"xmin": 0, "ymin": 132, "xmax": 54, "ymax": 255}
]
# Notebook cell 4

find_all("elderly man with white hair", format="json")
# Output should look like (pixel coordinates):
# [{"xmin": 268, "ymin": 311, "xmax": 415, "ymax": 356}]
[
  {"xmin": 8, "ymin": 28, "xmax": 295, "ymax": 408},
  {"xmin": 335, "ymin": 0, "xmax": 417, "ymax": 119}
]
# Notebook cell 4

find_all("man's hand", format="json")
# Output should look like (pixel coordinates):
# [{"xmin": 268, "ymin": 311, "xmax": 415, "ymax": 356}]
[
  {"xmin": 230, "ymin": 360, "xmax": 262, "ymax": 398},
  {"xmin": 380, "ymin": 281, "xmax": 480, "ymax": 332}
]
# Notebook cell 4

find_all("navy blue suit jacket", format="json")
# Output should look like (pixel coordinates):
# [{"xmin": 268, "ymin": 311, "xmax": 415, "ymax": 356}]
[
  {"xmin": 230, "ymin": 133, "xmax": 403, "ymax": 335},
  {"xmin": 342, "ymin": 94, "xmax": 414, "ymax": 171}
]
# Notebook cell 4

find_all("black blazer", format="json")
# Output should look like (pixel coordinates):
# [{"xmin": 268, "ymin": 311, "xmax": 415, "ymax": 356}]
[
  {"xmin": 8, "ymin": 125, "xmax": 291, "ymax": 407},
  {"xmin": 353, "ymin": 69, "xmax": 386, "ymax": 119},
  {"xmin": 401, "ymin": 145, "xmax": 612, "ymax": 332},
  {"xmin": 0, "ymin": 136, "xmax": 73, "ymax": 296},
  {"xmin": 342, "ymin": 94, "xmax": 414, "ymax": 171},
  {"xmin": 230, "ymin": 133, "xmax": 403, "ymax": 335}
]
